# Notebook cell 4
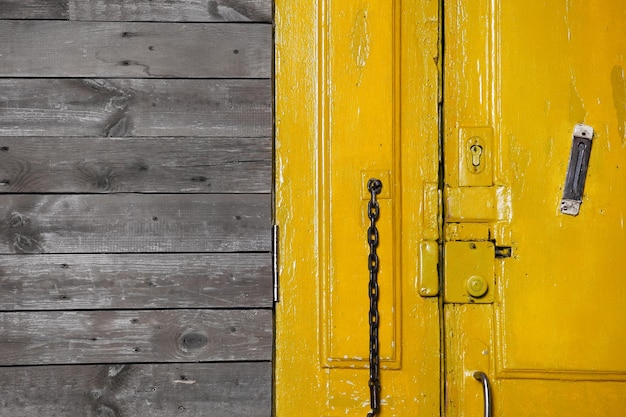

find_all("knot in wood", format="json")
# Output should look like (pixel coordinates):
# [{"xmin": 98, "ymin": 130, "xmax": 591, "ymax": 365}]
[{"xmin": 180, "ymin": 332, "xmax": 208, "ymax": 350}]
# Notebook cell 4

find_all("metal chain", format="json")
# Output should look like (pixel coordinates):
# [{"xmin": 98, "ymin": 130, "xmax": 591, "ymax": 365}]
[{"xmin": 366, "ymin": 178, "xmax": 382, "ymax": 417}]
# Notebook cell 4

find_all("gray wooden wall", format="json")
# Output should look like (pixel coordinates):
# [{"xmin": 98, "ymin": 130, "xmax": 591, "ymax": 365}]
[{"xmin": 0, "ymin": 1, "xmax": 273, "ymax": 416}]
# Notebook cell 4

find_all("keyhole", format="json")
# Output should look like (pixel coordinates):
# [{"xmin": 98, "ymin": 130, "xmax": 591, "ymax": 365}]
[{"xmin": 470, "ymin": 144, "xmax": 483, "ymax": 167}]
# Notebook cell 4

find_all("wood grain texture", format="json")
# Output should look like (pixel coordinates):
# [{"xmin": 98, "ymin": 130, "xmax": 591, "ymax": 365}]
[
  {"xmin": 0, "ymin": 136, "xmax": 271, "ymax": 193},
  {"xmin": 0, "ymin": 79, "xmax": 271, "ymax": 137},
  {"xmin": 0, "ymin": 194, "xmax": 271, "ymax": 253},
  {"xmin": 0, "ymin": 0, "xmax": 68, "ymax": 19},
  {"xmin": 0, "ymin": 362, "xmax": 271, "ymax": 416},
  {"xmin": 0, "ymin": 309, "xmax": 272, "ymax": 365},
  {"xmin": 69, "ymin": 0, "xmax": 272, "ymax": 22},
  {"xmin": 0, "ymin": 21, "xmax": 271, "ymax": 78},
  {"xmin": 0, "ymin": 253, "xmax": 272, "ymax": 310},
  {"xmin": 0, "ymin": 0, "xmax": 271, "ymax": 22}
]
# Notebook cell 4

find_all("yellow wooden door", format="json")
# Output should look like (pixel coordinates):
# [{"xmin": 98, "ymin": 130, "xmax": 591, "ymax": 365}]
[
  {"xmin": 277, "ymin": 0, "xmax": 626, "ymax": 415},
  {"xmin": 274, "ymin": 0, "xmax": 441, "ymax": 416},
  {"xmin": 443, "ymin": 1, "xmax": 626, "ymax": 415}
]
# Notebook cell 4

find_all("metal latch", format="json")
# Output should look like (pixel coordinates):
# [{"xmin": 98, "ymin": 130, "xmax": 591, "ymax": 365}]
[
  {"xmin": 560, "ymin": 124, "xmax": 594, "ymax": 216},
  {"xmin": 444, "ymin": 241, "xmax": 495, "ymax": 304}
]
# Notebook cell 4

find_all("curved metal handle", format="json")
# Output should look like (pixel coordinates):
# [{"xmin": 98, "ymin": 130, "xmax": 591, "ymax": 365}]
[{"xmin": 473, "ymin": 371, "xmax": 492, "ymax": 417}]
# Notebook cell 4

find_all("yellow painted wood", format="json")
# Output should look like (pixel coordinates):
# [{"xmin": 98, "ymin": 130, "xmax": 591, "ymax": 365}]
[
  {"xmin": 445, "ymin": 0, "xmax": 626, "ymax": 415},
  {"xmin": 275, "ymin": 0, "xmax": 441, "ymax": 415}
]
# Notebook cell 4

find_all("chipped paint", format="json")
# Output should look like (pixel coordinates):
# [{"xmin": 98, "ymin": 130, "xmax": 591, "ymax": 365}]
[
  {"xmin": 351, "ymin": 6, "xmax": 371, "ymax": 70},
  {"xmin": 611, "ymin": 65, "xmax": 626, "ymax": 144}
]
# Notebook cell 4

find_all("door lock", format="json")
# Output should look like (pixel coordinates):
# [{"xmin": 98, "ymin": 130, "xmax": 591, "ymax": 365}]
[
  {"xmin": 458, "ymin": 127, "xmax": 493, "ymax": 186},
  {"xmin": 444, "ymin": 241, "xmax": 495, "ymax": 304}
]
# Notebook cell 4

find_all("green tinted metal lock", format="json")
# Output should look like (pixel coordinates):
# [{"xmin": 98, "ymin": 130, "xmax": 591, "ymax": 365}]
[{"xmin": 444, "ymin": 241, "xmax": 495, "ymax": 304}]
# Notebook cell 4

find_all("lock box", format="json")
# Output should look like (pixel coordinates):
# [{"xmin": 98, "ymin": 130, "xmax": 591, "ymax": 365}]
[{"xmin": 444, "ymin": 241, "xmax": 495, "ymax": 304}]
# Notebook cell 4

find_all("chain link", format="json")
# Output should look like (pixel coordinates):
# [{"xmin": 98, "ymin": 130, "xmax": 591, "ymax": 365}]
[{"xmin": 366, "ymin": 178, "xmax": 382, "ymax": 417}]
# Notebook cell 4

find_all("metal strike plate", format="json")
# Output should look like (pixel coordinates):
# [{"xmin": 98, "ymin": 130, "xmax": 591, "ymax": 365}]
[
  {"xmin": 444, "ymin": 241, "xmax": 495, "ymax": 304},
  {"xmin": 560, "ymin": 124, "xmax": 594, "ymax": 216}
]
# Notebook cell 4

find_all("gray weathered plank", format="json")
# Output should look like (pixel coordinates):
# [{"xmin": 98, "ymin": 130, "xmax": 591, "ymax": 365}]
[
  {"xmin": 0, "ymin": 362, "xmax": 271, "ymax": 416},
  {"xmin": 0, "ymin": 253, "xmax": 272, "ymax": 310},
  {"xmin": 0, "ymin": 136, "xmax": 271, "ymax": 193},
  {"xmin": 0, "ymin": 79, "xmax": 271, "ymax": 137},
  {"xmin": 0, "ymin": 309, "xmax": 272, "ymax": 365},
  {"xmin": 0, "ymin": 0, "xmax": 68, "ymax": 19},
  {"xmin": 0, "ymin": 21, "xmax": 271, "ymax": 78},
  {"xmin": 0, "ymin": 194, "xmax": 270, "ymax": 253},
  {"xmin": 0, "ymin": 0, "xmax": 272, "ymax": 22},
  {"xmin": 69, "ymin": 0, "xmax": 272, "ymax": 22}
]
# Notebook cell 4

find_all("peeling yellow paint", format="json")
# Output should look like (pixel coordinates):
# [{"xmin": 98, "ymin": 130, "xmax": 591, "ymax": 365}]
[
  {"xmin": 351, "ymin": 6, "xmax": 370, "ymax": 70},
  {"xmin": 611, "ymin": 65, "xmax": 626, "ymax": 143}
]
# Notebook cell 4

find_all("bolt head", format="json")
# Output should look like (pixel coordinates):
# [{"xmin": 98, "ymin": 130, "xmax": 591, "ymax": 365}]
[{"xmin": 467, "ymin": 275, "xmax": 489, "ymax": 298}]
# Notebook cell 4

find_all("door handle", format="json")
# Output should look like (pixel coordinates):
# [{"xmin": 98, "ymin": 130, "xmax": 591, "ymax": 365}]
[{"xmin": 473, "ymin": 371, "xmax": 492, "ymax": 417}]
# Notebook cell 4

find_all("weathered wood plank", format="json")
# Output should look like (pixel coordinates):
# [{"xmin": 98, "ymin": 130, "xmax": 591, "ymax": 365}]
[
  {"xmin": 69, "ymin": 0, "xmax": 272, "ymax": 22},
  {"xmin": 0, "ymin": 253, "xmax": 272, "ymax": 310},
  {"xmin": 0, "ymin": 0, "xmax": 272, "ymax": 22},
  {"xmin": 0, "ymin": 79, "xmax": 271, "ymax": 137},
  {"xmin": 0, "ymin": 0, "xmax": 68, "ymax": 19},
  {"xmin": 0, "ymin": 194, "xmax": 270, "ymax": 253},
  {"xmin": 0, "ymin": 22, "xmax": 271, "ymax": 78},
  {"xmin": 0, "ymin": 309, "xmax": 272, "ymax": 365},
  {"xmin": 0, "ymin": 136, "xmax": 271, "ymax": 193},
  {"xmin": 0, "ymin": 362, "xmax": 271, "ymax": 416}
]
